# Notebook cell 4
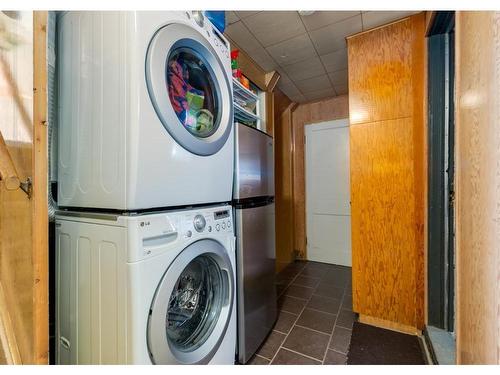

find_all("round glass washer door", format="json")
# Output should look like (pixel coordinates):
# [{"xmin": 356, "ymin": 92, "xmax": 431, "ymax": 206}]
[
  {"xmin": 146, "ymin": 23, "xmax": 233, "ymax": 156},
  {"xmin": 147, "ymin": 239, "xmax": 234, "ymax": 364}
]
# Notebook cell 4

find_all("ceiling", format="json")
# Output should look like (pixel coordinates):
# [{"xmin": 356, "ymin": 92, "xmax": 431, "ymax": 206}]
[{"xmin": 224, "ymin": 11, "xmax": 420, "ymax": 103}]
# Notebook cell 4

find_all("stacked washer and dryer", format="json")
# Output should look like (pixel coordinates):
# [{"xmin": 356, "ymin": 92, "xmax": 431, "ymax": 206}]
[{"xmin": 55, "ymin": 11, "xmax": 237, "ymax": 364}]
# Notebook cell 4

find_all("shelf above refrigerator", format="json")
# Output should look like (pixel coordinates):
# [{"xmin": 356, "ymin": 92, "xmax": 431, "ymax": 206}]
[
  {"xmin": 234, "ymin": 102, "xmax": 260, "ymax": 123},
  {"xmin": 233, "ymin": 78, "xmax": 259, "ymax": 105}
]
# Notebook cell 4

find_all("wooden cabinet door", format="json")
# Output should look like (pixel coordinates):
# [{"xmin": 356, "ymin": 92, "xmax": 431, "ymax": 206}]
[{"xmin": 348, "ymin": 13, "xmax": 425, "ymax": 333}]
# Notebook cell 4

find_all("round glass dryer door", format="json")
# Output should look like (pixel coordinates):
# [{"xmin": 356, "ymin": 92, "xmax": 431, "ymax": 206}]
[
  {"xmin": 146, "ymin": 23, "xmax": 233, "ymax": 156},
  {"xmin": 147, "ymin": 239, "xmax": 234, "ymax": 364}
]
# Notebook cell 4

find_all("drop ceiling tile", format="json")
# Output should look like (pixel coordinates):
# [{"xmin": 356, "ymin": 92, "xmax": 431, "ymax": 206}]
[
  {"xmin": 361, "ymin": 11, "xmax": 420, "ymax": 31},
  {"xmin": 334, "ymin": 84, "xmax": 348, "ymax": 95},
  {"xmin": 242, "ymin": 11, "xmax": 306, "ymax": 47},
  {"xmin": 281, "ymin": 56, "xmax": 326, "ymax": 82},
  {"xmin": 225, "ymin": 21, "xmax": 262, "ymax": 52},
  {"xmin": 304, "ymin": 88, "xmax": 336, "ymax": 102},
  {"xmin": 278, "ymin": 81, "xmax": 302, "ymax": 98},
  {"xmin": 235, "ymin": 11, "xmax": 261, "ymax": 19},
  {"xmin": 328, "ymin": 69, "xmax": 348, "ymax": 86},
  {"xmin": 300, "ymin": 11, "xmax": 361, "ymax": 31},
  {"xmin": 295, "ymin": 74, "xmax": 332, "ymax": 94},
  {"xmin": 320, "ymin": 48, "xmax": 348, "ymax": 73},
  {"xmin": 249, "ymin": 47, "xmax": 278, "ymax": 72},
  {"xmin": 225, "ymin": 11, "xmax": 240, "ymax": 26},
  {"xmin": 309, "ymin": 15, "xmax": 362, "ymax": 55},
  {"xmin": 266, "ymin": 33, "xmax": 317, "ymax": 67}
]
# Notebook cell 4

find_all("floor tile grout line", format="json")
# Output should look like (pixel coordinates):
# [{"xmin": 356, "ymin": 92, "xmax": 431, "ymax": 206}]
[
  {"xmin": 255, "ymin": 353, "xmax": 273, "ymax": 362},
  {"xmin": 303, "ymin": 306, "xmax": 339, "ymax": 317},
  {"xmin": 293, "ymin": 324, "xmax": 333, "ymax": 337},
  {"xmin": 322, "ymin": 277, "xmax": 348, "ymax": 364},
  {"xmin": 281, "ymin": 266, "xmax": 335, "ymax": 364},
  {"xmin": 276, "ymin": 263, "xmax": 308, "ymax": 298},
  {"xmin": 330, "ymin": 348, "xmax": 348, "ymax": 356},
  {"xmin": 277, "ymin": 347, "xmax": 323, "ymax": 364},
  {"xmin": 272, "ymin": 261, "xmax": 352, "ymax": 365},
  {"xmin": 269, "ymin": 262, "xmax": 308, "ymax": 365},
  {"xmin": 270, "ymin": 278, "xmax": 313, "ymax": 365}
]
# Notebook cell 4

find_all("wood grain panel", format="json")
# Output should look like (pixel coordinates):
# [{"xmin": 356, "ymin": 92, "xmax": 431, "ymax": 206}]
[
  {"xmin": 0, "ymin": 11, "xmax": 34, "ymax": 364},
  {"xmin": 275, "ymin": 103, "xmax": 296, "ymax": 272},
  {"xmin": 348, "ymin": 13, "xmax": 425, "ymax": 330},
  {"xmin": 347, "ymin": 17, "xmax": 413, "ymax": 125},
  {"xmin": 0, "ymin": 11, "xmax": 48, "ymax": 364},
  {"xmin": 358, "ymin": 314, "xmax": 420, "ymax": 335},
  {"xmin": 410, "ymin": 13, "xmax": 426, "ymax": 332},
  {"xmin": 351, "ymin": 118, "xmax": 418, "ymax": 327},
  {"xmin": 32, "ymin": 11, "xmax": 48, "ymax": 364},
  {"xmin": 291, "ymin": 95, "xmax": 349, "ymax": 258},
  {"xmin": 455, "ymin": 11, "xmax": 500, "ymax": 365}
]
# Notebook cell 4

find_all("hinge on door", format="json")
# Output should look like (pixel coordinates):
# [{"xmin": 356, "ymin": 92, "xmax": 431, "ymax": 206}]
[
  {"xmin": 19, "ymin": 177, "xmax": 32, "ymax": 199},
  {"xmin": 305, "ymin": 236, "xmax": 308, "ymax": 245},
  {"xmin": 304, "ymin": 134, "xmax": 306, "ymax": 145}
]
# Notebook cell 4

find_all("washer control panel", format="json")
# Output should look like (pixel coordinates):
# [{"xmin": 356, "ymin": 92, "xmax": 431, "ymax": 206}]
[
  {"xmin": 133, "ymin": 205, "xmax": 233, "ymax": 262},
  {"xmin": 180, "ymin": 206, "xmax": 233, "ymax": 239},
  {"xmin": 193, "ymin": 214, "xmax": 206, "ymax": 232}
]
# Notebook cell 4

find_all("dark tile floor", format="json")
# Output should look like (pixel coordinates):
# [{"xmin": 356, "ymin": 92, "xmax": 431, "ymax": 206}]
[{"xmin": 248, "ymin": 260, "xmax": 354, "ymax": 365}]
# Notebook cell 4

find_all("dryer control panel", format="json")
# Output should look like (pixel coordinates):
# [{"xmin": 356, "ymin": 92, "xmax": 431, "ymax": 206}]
[{"xmin": 185, "ymin": 10, "xmax": 231, "ymax": 60}]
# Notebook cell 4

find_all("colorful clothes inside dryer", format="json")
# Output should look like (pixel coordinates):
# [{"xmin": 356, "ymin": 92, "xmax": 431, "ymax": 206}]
[{"xmin": 167, "ymin": 53, "xmax": 216, "ymax": 137}]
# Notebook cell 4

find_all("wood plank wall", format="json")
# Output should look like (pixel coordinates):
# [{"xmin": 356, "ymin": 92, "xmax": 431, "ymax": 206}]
[
  {"xmin": 455, "ymin": 11, "xmax": 500, "ymax": 364},
  {"xmin": 0, "ymin": 11, "xmax": 48, "ymax": 364},
  {"xmin": 347, "ymin": 13, "xmax": 425, "ymax": 332},
  {"xmin": 291, "ymin": 95, "xmax": 349, "ymax": 258}
]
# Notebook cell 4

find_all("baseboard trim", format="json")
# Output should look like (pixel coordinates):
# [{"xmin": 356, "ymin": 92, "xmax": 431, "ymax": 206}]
[
  {"xmin": 422, "ymin": 326, "xmax": 438, "ymax": 364},
  {"xmin": 358, "ymin": 314, "xmax": 422, "ymax": 336}
]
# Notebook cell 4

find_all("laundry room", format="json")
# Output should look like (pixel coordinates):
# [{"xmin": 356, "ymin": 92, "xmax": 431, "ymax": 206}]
[{"xmin": 2, "ymin": 1, "xmax": 500, "ymax": 370}]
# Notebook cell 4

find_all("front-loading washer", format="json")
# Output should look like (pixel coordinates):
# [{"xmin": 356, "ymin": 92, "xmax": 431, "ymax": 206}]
[
  {"xmin": 57, "ymin": 11, "xmax": 234, "ymax": 210},
  {"xmin": 55, "ymin": 204, "xmax": 236, "ymax": 364}
]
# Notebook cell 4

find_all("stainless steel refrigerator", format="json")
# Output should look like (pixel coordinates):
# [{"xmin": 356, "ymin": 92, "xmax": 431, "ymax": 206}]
[{"xmin": 233, "ymin": 122, "xmax": 277, "ymax": 364}]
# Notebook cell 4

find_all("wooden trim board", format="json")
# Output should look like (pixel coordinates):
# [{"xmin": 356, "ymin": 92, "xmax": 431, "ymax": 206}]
[
  {"xmin": 32, "ymin": 11, "xmax": 49, "ymax": 364},
  {"xmin": 0, "ymin": 282, "xmax": 22, "ymax": 364}
]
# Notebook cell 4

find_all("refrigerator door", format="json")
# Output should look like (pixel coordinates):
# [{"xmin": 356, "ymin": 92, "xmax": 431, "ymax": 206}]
[
  {"xmin": 235, "ymin": 202, "xmax": 277, "ymax": 363},
  {"xmin": 234, "ymin": 123, "xmax": 274, "ymax": 200}
]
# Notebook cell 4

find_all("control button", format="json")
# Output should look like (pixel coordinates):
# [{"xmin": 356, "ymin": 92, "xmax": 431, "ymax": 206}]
[
  {"xmin": 186, "ymin": 230, "xmax": 192, "ymax": 238},
  {"xmin": 193, "ymin": 214, "xmax": 206, "ymax": 232},
  {"xmin": 208, "ymin": 226, "xmax": 212, "ymax": 232},
  {"xmin": 192, "ymin": 11, "xmax": 204, "ymax": 27},
  {"xmin": 227, "ymin": 221, "xmax": 231, "ymax": 228},
  {"xmin": 222, "ymin": 222, "xmax": 226, "ymax": 230},
  {"xmin": 216, "ymin": 224, "xmax": 220, "ymax": 231}
]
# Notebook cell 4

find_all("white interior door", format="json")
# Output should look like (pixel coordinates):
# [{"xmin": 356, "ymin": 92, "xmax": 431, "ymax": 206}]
[{"xmin": 305, "ymin": 119, "xmax": 351, "ymax": 266}]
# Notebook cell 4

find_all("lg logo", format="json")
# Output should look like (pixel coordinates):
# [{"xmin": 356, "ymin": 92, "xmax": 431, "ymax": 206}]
[{"xmin": 140, "ymin": 221, "xmax": 151, "ymax": 227}]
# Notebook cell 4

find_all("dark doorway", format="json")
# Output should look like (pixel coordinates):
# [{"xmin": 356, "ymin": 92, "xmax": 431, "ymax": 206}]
[{"xmin": 426, "ymin": 11, "xmax": 456, "ymax": 364}]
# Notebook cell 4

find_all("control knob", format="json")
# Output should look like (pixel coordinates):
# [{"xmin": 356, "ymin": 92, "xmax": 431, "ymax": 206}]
[
  {"xmin": 193, "ymin": 214, "xmax": 206, "ymax": 232},
  {"xmin": 192, "ymin": 11, "xmax": 205, "ymax": 27}
]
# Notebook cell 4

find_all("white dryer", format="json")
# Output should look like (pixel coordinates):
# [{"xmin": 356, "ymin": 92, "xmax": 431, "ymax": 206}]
[
  {"xmin": 55, "ymin": 204, "xmax": 236, "ymax": 364},
  {"xmin": 57, "ymin": 11, "xmax": 234, "ymax": 210}
]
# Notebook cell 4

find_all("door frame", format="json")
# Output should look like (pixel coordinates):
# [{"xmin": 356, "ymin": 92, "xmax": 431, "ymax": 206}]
[
  {"xmin": 426, "ymin": 11, "xmax": 456, "ymax": 332},
  {"xmin": 304, "ymin": 118, "xmax": 350, "ymax": 264}
]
